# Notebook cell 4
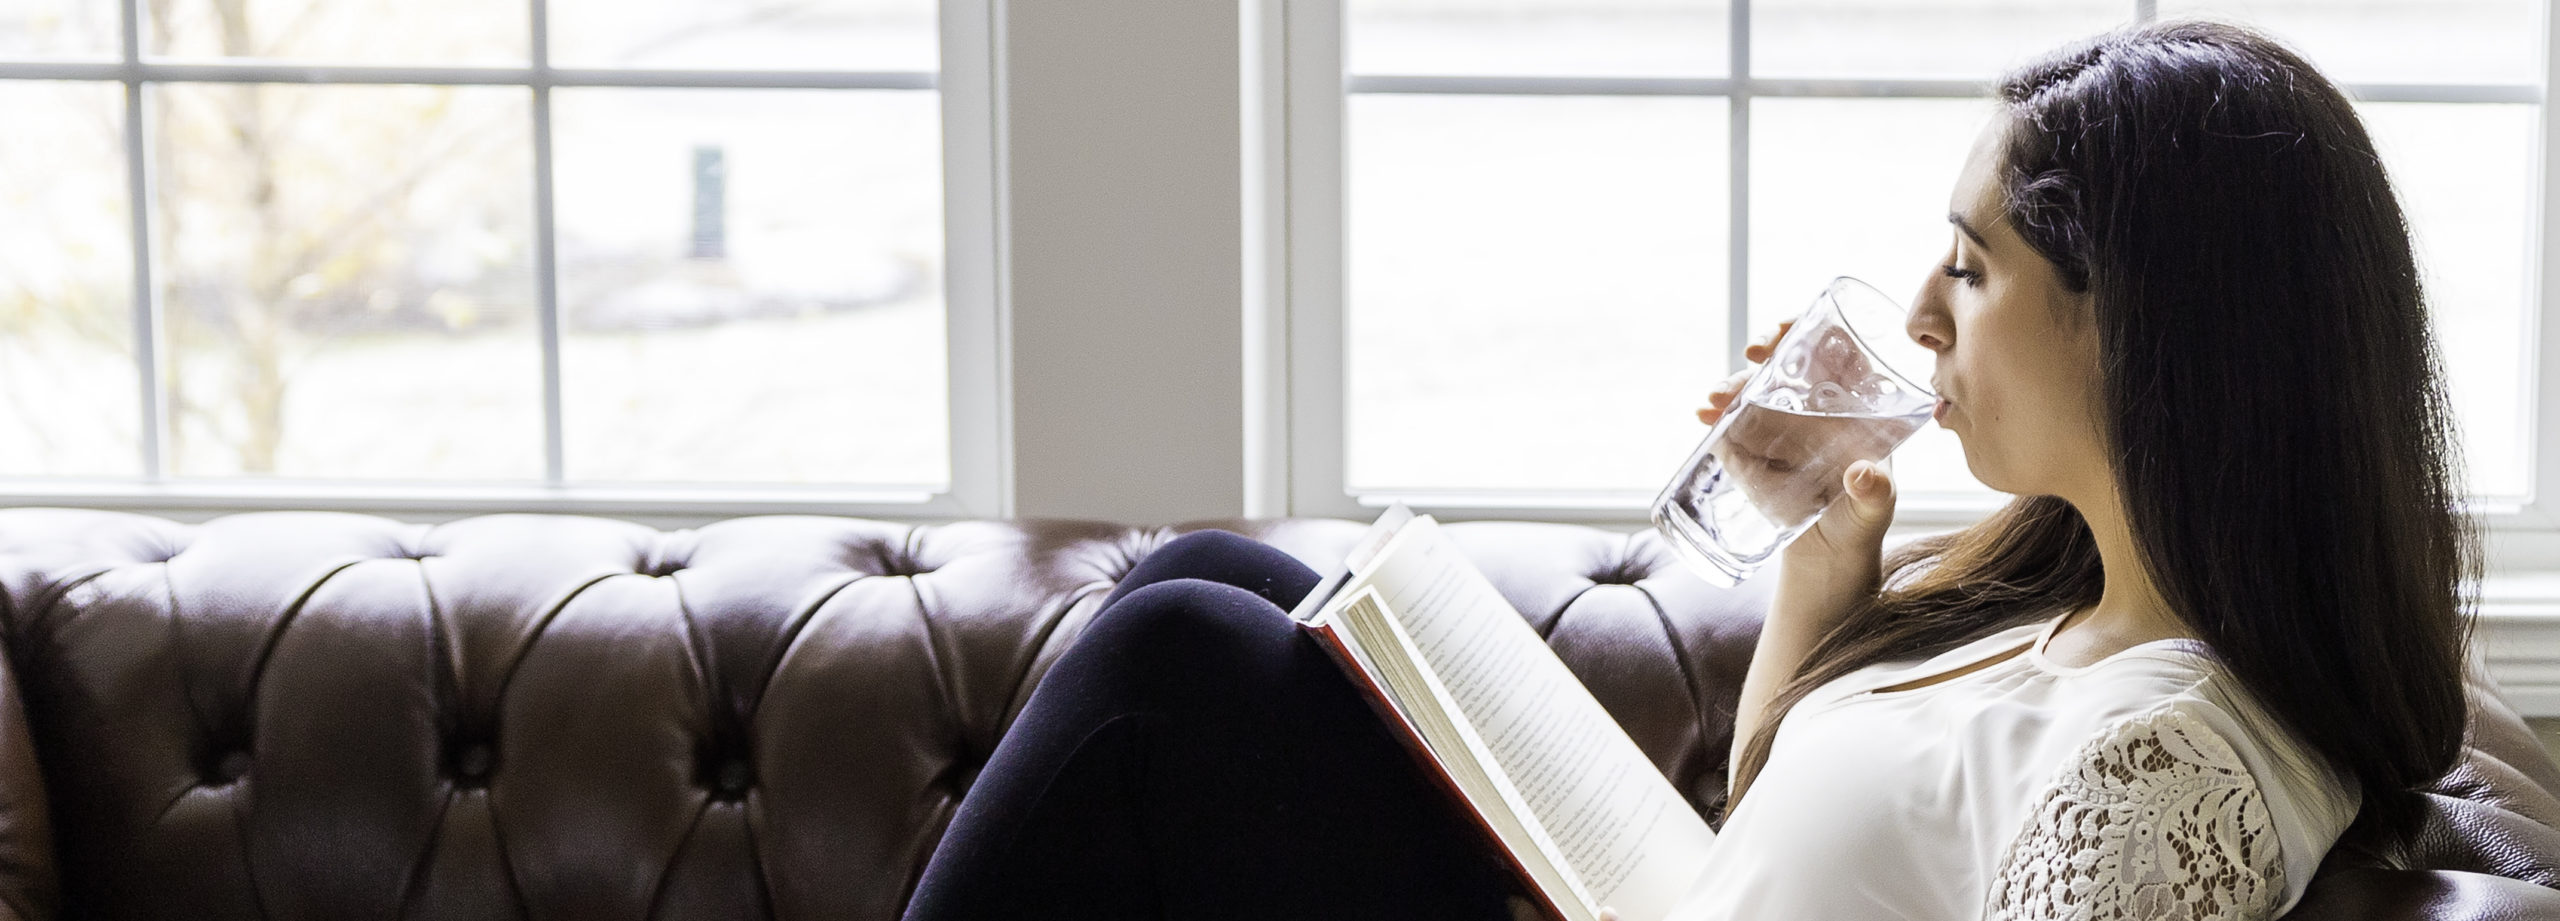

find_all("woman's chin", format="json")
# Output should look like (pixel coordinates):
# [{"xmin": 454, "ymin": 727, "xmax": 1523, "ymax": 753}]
[{"xmin": 1956, "ymin": 449, "xmax": 2008, "ymax": 494}]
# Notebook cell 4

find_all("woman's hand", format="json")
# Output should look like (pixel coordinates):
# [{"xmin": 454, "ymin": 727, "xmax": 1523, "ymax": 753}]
[{"xmin": 1693, "ymin": 318, "xmax": 1899, "ymax": 581}]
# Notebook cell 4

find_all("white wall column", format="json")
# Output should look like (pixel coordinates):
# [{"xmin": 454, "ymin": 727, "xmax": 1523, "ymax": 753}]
[{"xmin": 999, "ymin": 0, "xmax": 1246, "ymax": 523}]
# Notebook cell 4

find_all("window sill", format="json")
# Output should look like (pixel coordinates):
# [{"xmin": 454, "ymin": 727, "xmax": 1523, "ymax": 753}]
[
  {"xmin": 0, "ymin": 479, "xmax": 960, "ymax": 529},
  {"xmin": 2478, "ymin": 573, "xmax": 2560, "ymax": 717}
]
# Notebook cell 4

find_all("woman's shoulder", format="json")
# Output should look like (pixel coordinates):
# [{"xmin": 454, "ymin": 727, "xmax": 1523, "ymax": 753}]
[
  {"xmin": 2115, "ymin": 677, "xmax": 2361, "ymax": 852},
  {"xmin": 2074, "ymin": 665, "xmax": 2344, "ymax": 795},
  {"xmin": 1993, "ymin": 675, "xmax": 2363, "ymax": 918}
]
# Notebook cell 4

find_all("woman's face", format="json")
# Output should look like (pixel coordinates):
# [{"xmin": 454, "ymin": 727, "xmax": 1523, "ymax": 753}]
[{"xmin": 1905, "ymin": 117, "xmax": 2111, "ymax": 501}]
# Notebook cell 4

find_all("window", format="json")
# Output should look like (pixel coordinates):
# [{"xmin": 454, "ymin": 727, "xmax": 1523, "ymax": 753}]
[
  {"xmin": 0, "ymin": 0, "xmax": 1000, "ymax": 517},
  {"xmin": 1296, "ymin": 0, "xmax": 2546, "ymax": 523}
]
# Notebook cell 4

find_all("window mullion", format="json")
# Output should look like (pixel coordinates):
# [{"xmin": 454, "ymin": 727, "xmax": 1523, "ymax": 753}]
[
  {"xmin": 1728, "ymin": 0, "xmax": 1752, "ymax": 376},
  {"xmin": 530, "ymin": 0, "xmax": 565, "ymax": 485},
  {"xmin": 119, "ymin": 0, "xmax": 163, "ymax": 481}
]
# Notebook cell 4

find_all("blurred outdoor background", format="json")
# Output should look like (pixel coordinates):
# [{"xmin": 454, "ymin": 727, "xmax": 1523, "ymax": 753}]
[
  {"xmin": 0, "ymin": 0, "xmax": 2541, "ymax": 506},
  {"xmin": 0, "ymin": 0, "xmax": 947, "ymax": 488},
  {"xmin": 1342, "ymin": 0, "xmax": 2540, "ymax": 501}
]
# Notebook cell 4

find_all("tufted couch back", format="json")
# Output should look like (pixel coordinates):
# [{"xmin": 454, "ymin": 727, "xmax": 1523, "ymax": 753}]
[{"xmin": 0, "ymin": 507, "xmax": 2553, "ymax": 920}]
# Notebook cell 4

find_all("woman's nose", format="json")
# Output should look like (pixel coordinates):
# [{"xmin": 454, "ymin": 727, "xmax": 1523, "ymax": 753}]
[{"xmin": 1907, "ymin": 281, "xmax": 1954, "ymax": 353}]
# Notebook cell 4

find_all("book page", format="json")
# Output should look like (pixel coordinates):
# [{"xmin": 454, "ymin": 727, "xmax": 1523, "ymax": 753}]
[
  {"xmin": 1288, "ymin": 503, "xmax": 1415, "ymax": 624},
  {"xmin": 1328, "ymin": 588, "xmax": 1586, "ymax": 915},
  {"xmin": 1359, "ymin": 517, "xmax": 1717, "ymax": 921}
]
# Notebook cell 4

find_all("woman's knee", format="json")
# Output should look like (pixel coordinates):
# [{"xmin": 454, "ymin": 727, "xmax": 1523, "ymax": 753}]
[
  {"xmin": 1078, "ymin": 579, "xmax": 1306, "ymax": 692},
  {"xmin": 1149, "ymin": 528, "xmax": 1269, "ymax": 567},
  {"xmin": 1113, "ymin": 530, "xmax": 1319, "ymax": 610},
  {"xmin": 1093, "ymin": 579, "xmax": 1288, "ymax": 647}
]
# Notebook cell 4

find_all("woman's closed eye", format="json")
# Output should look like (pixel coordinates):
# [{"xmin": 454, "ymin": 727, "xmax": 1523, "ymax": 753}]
[{"xmin": 1940, "ymin": 262, "xmax": 1983, "ymax": 286}]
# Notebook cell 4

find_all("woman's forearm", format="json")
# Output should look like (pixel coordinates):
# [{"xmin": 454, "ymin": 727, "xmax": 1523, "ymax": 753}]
[{"xmin": 1727, "ymin": 553, "xmax": 1877, "ymax": 800}]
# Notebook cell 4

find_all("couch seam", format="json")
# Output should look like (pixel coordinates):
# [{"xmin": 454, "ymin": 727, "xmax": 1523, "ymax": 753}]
[
  {"xmin": 238, "ymin": 558, "xmax": 373, "ymax": 720},
  {"xmin": 1540, "ymin": 582, "xmax": 1598, "ymax": 641},
  {"xmin": 1001, "ymin": 581, "xmax": 1114, "ymax": 734},
  {"xmin": 908, "ymin": 570, "xmax": 965, "ymax": 762},
  {"xmin": 389, "ymin": 786, "xmax": 459, "ymax": 919},
  {"xmin": 228, "ymin": 776, "xmax": 273, "ymax": 921},
  {"xmin": 1633, "ymin": 581, "xmax": 1715, "ymax": 804},
  {"xmin": 395, "ymin": 560, "xmax": 458, "ymax": 920},
  {"xmin": 482, "ymin": 571, "xmax": 622, "ymax": 727},
  {"xmin": 474, "ymin": 572, "xmax": 616, "ymax": 917},
  {"xmin": 639, "ymin": 794, "xmax": 715, "ymax": 920},
  {"xmin": 738, "ymin": 793, "xmax": 779, "ymax": 920}
]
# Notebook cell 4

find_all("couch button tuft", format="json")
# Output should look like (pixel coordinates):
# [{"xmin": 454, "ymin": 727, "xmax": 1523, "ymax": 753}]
[
  {"xmin": 455, "ymin": 743, "xmax": 495, "ymax": 784},
  {"xmin": 712, "ymin": 759, "xmax": 752, "ymax": 797},
  {"xmin": 210, "ymin": 750, "xmax": 252, "ymax": 785},
  {"xmin": 1587, "ymin": 558, "xmax": 1649, "ymax": 586},
  {"xmin": 639, "ymin": 545, "xmax": 688, "ymax": 577},
  {"xmin": 856, "ymin": 538, "xmax": 931, "ymax": 577}
]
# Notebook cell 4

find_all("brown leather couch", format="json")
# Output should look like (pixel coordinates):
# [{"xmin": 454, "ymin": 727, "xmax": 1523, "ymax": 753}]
[{"xmin": 0, "ymin": 506, "xmax": 2552, "ymax": 920}]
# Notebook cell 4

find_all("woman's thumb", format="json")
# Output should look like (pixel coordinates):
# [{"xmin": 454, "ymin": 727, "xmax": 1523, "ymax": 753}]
[{"xmin": 1841, "ymin": 459, "xmax": 1897, "ymax": 525}]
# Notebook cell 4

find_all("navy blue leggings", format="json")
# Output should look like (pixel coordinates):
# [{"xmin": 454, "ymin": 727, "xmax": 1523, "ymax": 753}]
[{"xmin": 900, "ymin": 529, "xmax": 1519, "ymax": 920}]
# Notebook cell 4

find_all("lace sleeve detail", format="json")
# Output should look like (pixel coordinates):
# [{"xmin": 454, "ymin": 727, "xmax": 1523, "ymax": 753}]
[{"xmin": 1985, "ymin": 700, "xmax": 2284, "ymax": 921}]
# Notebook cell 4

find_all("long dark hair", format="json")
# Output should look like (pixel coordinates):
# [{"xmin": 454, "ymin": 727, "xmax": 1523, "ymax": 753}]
[{"xmin": 1720, "ymin": 19, "xmax": 2478, "ymax": 863}]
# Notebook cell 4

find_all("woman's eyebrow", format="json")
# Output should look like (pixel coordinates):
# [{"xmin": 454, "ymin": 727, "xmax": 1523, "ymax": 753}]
[{"xmin": 1947, "ymin": 211, "xmax": 1990, "ymax": 248}]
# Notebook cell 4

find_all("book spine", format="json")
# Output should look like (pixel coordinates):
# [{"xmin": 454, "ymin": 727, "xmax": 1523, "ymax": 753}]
[{"xmin": 1299, "ymin": 619, "xmax": 1577, "ymax": 921}]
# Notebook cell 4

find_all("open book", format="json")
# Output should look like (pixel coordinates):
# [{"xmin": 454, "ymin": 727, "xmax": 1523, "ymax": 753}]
[{"xmin": 1288, "ymin": 505, "xmax": 1718, "ymax": 921}]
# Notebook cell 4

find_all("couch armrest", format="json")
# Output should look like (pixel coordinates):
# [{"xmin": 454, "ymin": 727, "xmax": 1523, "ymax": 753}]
[
  {"xmin": 0, "ymin": 602, "xmax": 52, "ymax": 921},
  {"xmin": 2284, "ymin": 869, "xmax": 2560, "ymax": 921}
]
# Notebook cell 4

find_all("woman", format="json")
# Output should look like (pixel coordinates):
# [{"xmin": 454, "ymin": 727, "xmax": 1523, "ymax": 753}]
[{"xmin": 902, "ymin": 18, "xmax": 2473, "ymax": 921}]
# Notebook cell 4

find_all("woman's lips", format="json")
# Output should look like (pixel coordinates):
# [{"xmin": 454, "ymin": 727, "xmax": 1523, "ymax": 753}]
[{"xmin": 1934, "ymin": 398, "xmax": 1954, "ymax": 423}]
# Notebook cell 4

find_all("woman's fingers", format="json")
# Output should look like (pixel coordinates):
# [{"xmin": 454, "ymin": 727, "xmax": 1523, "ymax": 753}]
[
  {"xmin": 1713, "ymin": 369, "xmax": 1751, "ymax": 400},
  {"xmin": 1697, "ymin": 368, "xmax": 1757, "ymax": 425},
  {"xmin": 1699, "ymin": 319, "xmax": 1795, "ymax": 425},
  {"xmin": 1698, "ymin": 369, "xmax": 1741, "ymax": 420},
  {"xmin": 1741, "ymin": 318, "xmax": 1797, "ymax": 363}
]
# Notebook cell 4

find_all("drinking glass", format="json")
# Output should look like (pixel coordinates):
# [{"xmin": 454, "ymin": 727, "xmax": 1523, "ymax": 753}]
[{"xmin": 1650, "ymin": 276, "xmax": 1939, "ymax": 586}]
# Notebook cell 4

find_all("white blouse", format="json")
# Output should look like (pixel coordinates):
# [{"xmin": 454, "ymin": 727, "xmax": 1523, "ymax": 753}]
[{"xmin": 1667, "ymin": 610, "xmax": 2363, "ymax": 921}]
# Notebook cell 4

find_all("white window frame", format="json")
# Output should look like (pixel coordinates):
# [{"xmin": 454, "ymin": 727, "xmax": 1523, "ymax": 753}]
[
  {"xmin": 1268, "ymin": 0, "xmax": 2558, "ymax": 541},
  {"xmin": 0, "ymin": 0, "xmax": 1009, "ymax": 524}
]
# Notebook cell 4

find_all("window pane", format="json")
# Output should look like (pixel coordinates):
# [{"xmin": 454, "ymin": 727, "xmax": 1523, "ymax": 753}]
[
  {"xmin": 1348, "ymin": 94, "xmax": 1727, "ymax": 494},
  {"xmin": 149, "ymin": 0, "xmax": 526, "ymax": 64},
  {"xmin": 1348, "ymin": 0, "xmax": 1729, "ymax": 78},
  {"xmin": 1755, "ymin": 0, "xmax": 2127, "ymax": 79},
  {"xmin": 550, "ymin": 0, "xmax": 935, "ymax": 71},
  {"xmin": 2357, "ymin": 102, "xmax": 2536, "ymax": 498},
  {"xmin": 154, "ymin": 84, "xmax": 538, "ymax": 480},
  {"xmin": 552, "ymin": 88, "xmax": 946, "ymax": 487},
  {"xmin": 1752, "ymin": 97, "xmax": 1993, "ymax": 496},
  {"xmin": 0, "ymin": 81, "xmax": 137, "ymax": 477},
  {"xmin": 2158, "ymin": 0, "xmax": 2539, "ymax": 85},
  {"xmin": 0, "ymin": 0, "xmax": 118, "ymax": 58}
]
